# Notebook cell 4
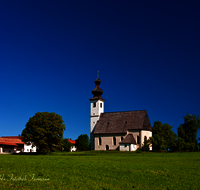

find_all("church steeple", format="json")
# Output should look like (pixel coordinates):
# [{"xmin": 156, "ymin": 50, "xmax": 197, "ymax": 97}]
[
  {"xmin": 90, "ymin": 71, "xmax": 104, "ymax": 101},
  {"xmin": 90, "ymin": 71, "xmax": 105, "ymax": 150}
]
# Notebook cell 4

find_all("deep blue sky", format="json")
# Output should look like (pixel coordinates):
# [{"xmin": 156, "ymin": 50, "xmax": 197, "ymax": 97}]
[{"xmin": 0, "ymin": 1, "xmax": 200, "ymax": 140}]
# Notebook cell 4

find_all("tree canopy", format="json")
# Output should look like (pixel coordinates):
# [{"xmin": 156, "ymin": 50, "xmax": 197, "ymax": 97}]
[
  {"xmin": 21, "ymin": 112, "xmax": 66, "ymax": 154},
  {"xmin": 178, "ymin": 113, "xmax": 200, "ymax": 151},
  {"xmin": 150, "ymin": 121, "xmax": 177, "ymax": 152},
  {"xmin": 149, "ymin": 113, "xmax": 200, "ymax": 152},
  {"xmin": 75, "ymin": 134, "xmax": 90, "ymax": 151}
]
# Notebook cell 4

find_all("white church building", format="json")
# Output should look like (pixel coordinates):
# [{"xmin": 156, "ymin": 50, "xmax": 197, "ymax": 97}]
[{"xmin": 90, "ymin": 75, "xmax": 152, "ymax": 151}]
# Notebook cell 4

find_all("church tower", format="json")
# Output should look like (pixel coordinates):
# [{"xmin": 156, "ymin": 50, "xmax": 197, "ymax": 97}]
[{"xmin": 90, "ymin": 72, "xmax": 104, "ymax": 150}]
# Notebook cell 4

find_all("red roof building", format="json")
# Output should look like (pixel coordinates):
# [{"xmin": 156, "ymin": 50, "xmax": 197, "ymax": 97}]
[
  {"xmin": 68, "ymin": 139, "xmax": 75, "ymax": 144},
  {"xmin": 0, "ymin": 136, "xmax": 36, "ymax": 153}
]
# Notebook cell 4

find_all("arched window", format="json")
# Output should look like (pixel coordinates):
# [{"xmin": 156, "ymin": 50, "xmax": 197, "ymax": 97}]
[
  {"xmin": 93, "ymin": 102, "xmax": 96, "ymax": 107},
  {"xmin": 121, "ymin": 136, "xmax": 123, "ymax": 141},
  {"xmin": 144, "ymin": 136, "xmax": 147, "ymax": 142},
  {"xmin": 99, "ymin": 137, "xmax": 101, "ymax": 145},
  {"xmin": 137, "ymin": 135, "xmax": 140, "ymax": 144},
  {"xmin": 113, "ymin": 137, "xmax": 116, "ymax": 145}
]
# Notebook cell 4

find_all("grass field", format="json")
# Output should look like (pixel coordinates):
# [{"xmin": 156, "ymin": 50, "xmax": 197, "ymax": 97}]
[{"xmin": 0, "ymin": 151, "xmax": 199, "ymax": 190}]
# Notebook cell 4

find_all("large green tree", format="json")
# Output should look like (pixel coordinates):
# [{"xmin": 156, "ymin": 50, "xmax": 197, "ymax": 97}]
[
  {"xmin": 178, "ymin": 113, "xmax": 200, "ymax": 151},
  {"xmin": 21, "ymin": 112, "xmax": 66, "ymax": 154},
  {"xmin": 150, "ymin": 121, "xmax": 177, "ymax": 152},
  {"xmin": 75, "ymin": 134, "xmax": 90, "ymax": 151}
]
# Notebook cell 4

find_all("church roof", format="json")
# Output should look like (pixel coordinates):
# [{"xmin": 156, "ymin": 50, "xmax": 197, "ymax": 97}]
[
  {"xmin": 93, "ymin": 110, "xmax": 152, "ymax": 134},
  {"xmin": 119, "ymin": 134, "xmax": 136, "ymax": 144}
]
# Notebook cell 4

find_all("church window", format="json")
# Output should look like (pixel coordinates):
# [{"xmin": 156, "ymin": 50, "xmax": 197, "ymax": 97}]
[
  {"xmin": 113, "ymin": 137, "xmax": 116, "ymax": 145},
  {"xmin": 121, "ymin": 136, "xmax": 123, "ymax": 141},
  {"xmin": 99, "ymin": 137, "xmax": 101, "ymax": 145},
  {"xmin": 137, "ymin": 135, "xmax": 140, "ymax": 144},
  {"xmin": 93, "ymin": 102, "xmax": 96, "ymax": 107},
  {"xmin": 100, "ymin": 103, "xmax": 102, "ymax": 108},
  {"xmin": 144, "ymin": 136, "xmax": 147, "ymax": 142}
]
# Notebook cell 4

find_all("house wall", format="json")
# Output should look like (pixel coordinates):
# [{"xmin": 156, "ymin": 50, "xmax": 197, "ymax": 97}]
[
  {"xmin": 94, "ymin": 134, "xmax": 125, "ymax": 150},
  {"xmin": 130, "ymin": 144, "xmax": 137, "ymax": 151},
  {"xmin": 0, "ymin": 147, "xmax": 2, "ymax": 153},
  {"xmin": 70, "ymin": 145, "xmax": 76, "ymax": 152},
  {"xmin": 24, "ymin": 144, "xmax": 37, "ymax": 152},
  {"xmin": 119, "ymin": 144, "xmax": 130, "ymax": 151},
  {"xmin": 3, "ymin": 148, "xmax": 15, "ymax": 153},
  {"xmin": 120, "ymin": 144, "xmax": 137, "ymax": 151}
]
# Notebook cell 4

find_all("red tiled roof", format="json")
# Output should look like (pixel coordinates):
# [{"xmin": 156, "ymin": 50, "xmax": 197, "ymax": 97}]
[
  {"xmin": 1, "ymin": 136, "xmax": 22, "ymax": 140},
  {"xmin": 68, "ymin": 140, "xmax": 75, "ymax": 144},
  {"xmin": 0, "ymin": 137, "xmax": 25, "ymax": 146}
]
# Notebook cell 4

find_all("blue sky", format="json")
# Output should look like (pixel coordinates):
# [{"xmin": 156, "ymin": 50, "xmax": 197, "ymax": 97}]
[{"xmin": 0, "ymin": 1, "xmax": 200, "ymax": 140}]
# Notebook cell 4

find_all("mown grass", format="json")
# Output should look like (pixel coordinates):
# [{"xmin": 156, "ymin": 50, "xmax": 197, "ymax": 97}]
[{"xmin": 0, "ymin": 151, "xmax": 199, "ymax": 189}]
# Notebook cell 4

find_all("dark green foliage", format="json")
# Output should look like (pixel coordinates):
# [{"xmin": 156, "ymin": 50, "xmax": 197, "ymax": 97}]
[
  {"xmin": 178, "ymin": 113, "xmax": 200, "ymax": 151},
  {"xmin": 141, "ymin": 138, "xmax": 151, "ymax": 151},
  {"xmin": 21, "ymin": 112, "xmax": 66, "ymax": 154},
  {"xmin": 135, "ymin": 147, "xmax": 142, "ymax": 153},
  {"xmin": 62, "ymin": 138, "xmax": 73, "ymax": 152},
  {"xmin": 150, "ymin": 121, "xmax": 177, "ymax": 152},
  {"xmin": 76, "ymin": 134, "xmax": 90, "ymax": 151},
  {"xmin": 198, "ymin": 137, "xmax": 200, "ymax": 149}
]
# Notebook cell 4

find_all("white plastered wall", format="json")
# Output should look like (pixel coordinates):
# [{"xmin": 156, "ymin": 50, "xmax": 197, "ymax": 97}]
[
  {"xmin": 90, "ymin": 99, "xmax": 104, "ymax": 133},
  {"xmin": 141, "ymin": 130, "xmax": 152, "ymax": 148},
  {"xmin": 24, "ymin": 143, "xmax": 37, "ymax": 152}
]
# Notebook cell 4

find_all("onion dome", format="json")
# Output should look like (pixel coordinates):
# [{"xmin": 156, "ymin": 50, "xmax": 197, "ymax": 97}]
[{"xmin": 90, "ymin": 74, "xmax": 104, "ymax": 101}]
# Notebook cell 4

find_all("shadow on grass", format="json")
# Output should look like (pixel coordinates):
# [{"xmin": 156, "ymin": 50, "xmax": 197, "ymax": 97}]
[{"xmin": 12, "ymin": 152, "xmax": 45, "ymax": 155}]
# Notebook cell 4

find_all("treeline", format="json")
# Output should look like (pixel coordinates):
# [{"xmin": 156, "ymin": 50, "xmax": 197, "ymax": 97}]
[{"xmin": 145, "ymin": 113, "xmax": 200, "ymax": 152}]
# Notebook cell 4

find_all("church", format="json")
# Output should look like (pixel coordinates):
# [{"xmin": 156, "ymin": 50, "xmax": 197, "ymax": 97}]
[{"xmin": 90, "ymin": 75, "xmax": 152, "ymax": 151}]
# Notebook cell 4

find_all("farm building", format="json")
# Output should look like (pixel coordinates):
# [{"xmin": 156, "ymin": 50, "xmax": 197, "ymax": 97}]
[
  {"xmin": 68, "ymin": 139, "xmax": 77, "ymax": 152},
  {"xmin": 90, "ymin": 76, "xmax": 152, "ymax": 151},
  {"xmin": 0, "ymin": 136, "xmax": 36, "ymax": 153}
]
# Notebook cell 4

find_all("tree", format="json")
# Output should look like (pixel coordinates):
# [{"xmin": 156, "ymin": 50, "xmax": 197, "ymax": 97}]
[
  {"xmin": 150, "ymin": 121, "xmax": 177, "ymax": 152},
  {"xmin": 178, "ymin": 113, "xmax": 200, "ymax": 151},
  {"xmin": 63, "ymin": 138, "xmax": 73, "ymax": 152},
  {"xmin": 75, "ymin": 134, "xmax": 90, "ymax": 151},
  {"xmin": 21, "ymin": 112, "xmax": 66, "ymax": 154}
]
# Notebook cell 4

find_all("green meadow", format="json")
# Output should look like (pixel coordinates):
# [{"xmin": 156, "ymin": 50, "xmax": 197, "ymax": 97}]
[{"xmin": 0, "ymin": 151, "xmax": 199, "ymax": 190}]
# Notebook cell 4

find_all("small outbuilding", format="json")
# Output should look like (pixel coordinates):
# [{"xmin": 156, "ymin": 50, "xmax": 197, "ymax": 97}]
[{"xmin": 119, "ymin": 134, "xmax": 137, "ymax": 151}]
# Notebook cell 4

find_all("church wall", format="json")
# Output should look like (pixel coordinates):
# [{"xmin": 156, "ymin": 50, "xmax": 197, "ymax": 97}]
[
  {"xmin": 94, "ymin": 134, "xmax": 125, "ymax": 150},
  {"xmin": 141, "ymin": 130, "xmax": 152, "ymax": 147},
  {"xmin": 90, "ymin": 100, "xmax": 104, "ymax": 117},
  {"xmin": 90, "ymin": 116, "xmax": 99, "ymax": 133}
]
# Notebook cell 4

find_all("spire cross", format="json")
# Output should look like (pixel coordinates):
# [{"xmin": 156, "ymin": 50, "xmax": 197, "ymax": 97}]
[{"xmin": 97, "ymin": 70, "xmax": 99, "ymax": 79}]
